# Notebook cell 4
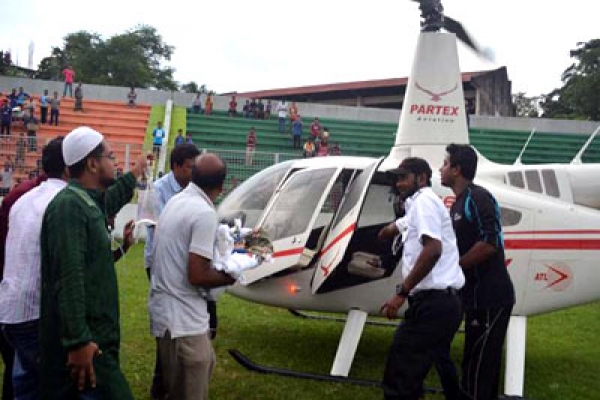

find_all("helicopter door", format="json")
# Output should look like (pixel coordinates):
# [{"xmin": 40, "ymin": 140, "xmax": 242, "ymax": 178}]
[
  {"xmin": 240, "ymin": 167, "xmax": 343, "ymax": 285},
  {"xmin": 311, "ymin": 158, "xmax": 384, "ymax": 294}
]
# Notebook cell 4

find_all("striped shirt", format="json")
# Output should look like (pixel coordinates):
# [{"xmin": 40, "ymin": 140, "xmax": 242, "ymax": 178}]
[{"xmin": 0, "ymin": 178, "xmax": 66, "ymax": 323}]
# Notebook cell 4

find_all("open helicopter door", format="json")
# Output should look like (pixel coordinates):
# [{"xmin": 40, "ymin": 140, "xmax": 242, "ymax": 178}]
[
  {"xmin": 312, "ymin": 158, "xmax": 384, "ymax": 294},
  {"xmin": 240, "ymin": 166, "xmax": 343, "ymax": 285}
]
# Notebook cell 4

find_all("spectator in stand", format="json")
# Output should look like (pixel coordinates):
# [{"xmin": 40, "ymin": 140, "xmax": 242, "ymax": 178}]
[
  {"xmin": 1, "ymin": 160, "xmax": 14, "ymax": 196},
  {"xmin": 0, "ymin": 137, "xmax": 67, "ymax": 400},
  {"xmin": 303, "ymin": 139, "xmax": 316, "ymax": 158},
  {"xmin": 320, "ymin": 127, "xmax": 330, "ymax": 145},
  {"xmin": 49, "ymin": 92, "xmax": 60, "ymax": 126},
  {"xmin": 277, "ymin": 100, "xmax": 288, "ymax": 133},
  {"xmin": 16, "ymin": 134, "xmax": 26, "ymax": 170},
  {"xmin": 257, "ymin": 99, "xmax": 265, "ymax": 120},
  {"xmin": 250, "ymin": 98, "xmax": 257, "ymax": 119},
  {"xmin": 246, "ymin": 127, "xmax": 257, "ymax": 166},
  {"xmin": 16, "ymin": 87, "xmax": 30, "ymax": 108},
  {"xmin": 289, "ymin": 102, "xmax": 299, "ymax": 131},
  {"xmin": 62, "ymin": 65, "xmax": 75, "ymax": 97},
  {"xmin": 330, "ymin": 142, "xmax": 342, "ymax": 156},
  {"xmin": 204, "ymin": 92, "xmax": 214, "ymax": 115},
  {"xmin": 8, "ymin": 89, "xmax": 18, "ymax": 109},
  {"xmin": 265, "ymin": 100, "xmax": 272, "ymax": 120},
  {"xmin": 186, "ymin": 132, "xmax": 194, "ymax": 145},
  {"xmin": 153, "ymin": 121, "xmax": 166, "ymax": 159},
  {"xmin": 175, "ymin": 129, "xmax": 185, "ymax": 147},
  {"xmin": 1, "ymin": 99, "xmax": 12, "ymax": 137},
  {"xmin": 23, "ymin": 109, "xmax": 39, "ymax": 152},
  {"xmin": 192, "ymin": 93, "xmax": 203, "ymax": 114},
  {"xmin": 228, "ymin": 96, "xmax": 237, "ymax": 117},
  {"xmin": 310, "ymin": 118, "xmax": 322, "ymax": 142},
  {"xmin": 242, "ymin": 100, "xmax": 251, "ymax": 118},
  {"xmin": 317, "ymin": 135, "xmax": 329, "ymax": 157},
  {"xmin": 127, "ymin": 87, "xmax": 137, "ymax": 108},
  {"xmin": 25, "ymin": 97, "xmax": 36, "ymax": 118},
  {"xmin": 73, "ymin": 83, "xmax": 84, "ymax": 112},
  {"xmin": 292, "ymin": 116, "xmax": 303, "ymax": 150},
  {"xmin": 40, "ymin": 89, "xmax": 49, "ymax": 124}
]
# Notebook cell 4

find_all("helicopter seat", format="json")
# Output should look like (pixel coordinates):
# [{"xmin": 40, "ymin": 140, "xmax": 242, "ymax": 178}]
[{"xmin": 348, "ymin": 252, "xmax": 385, "ymax": 279}]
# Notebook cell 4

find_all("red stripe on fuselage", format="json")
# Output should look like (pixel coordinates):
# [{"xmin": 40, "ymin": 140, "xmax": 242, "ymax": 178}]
[
  {"xmin": 320, "ymin": 223, "xmax": 357, "ymax": 257},
  {"xmin": 505, "ymin": 239, "xmax": 600, "ymax": 250},
  {"xmin": 273, "ymin": 248, "xmax": 304, "ymax": 258},
  {"xmin": 505, "ymin": 230, "xmax": 600, "ymax": 236}
]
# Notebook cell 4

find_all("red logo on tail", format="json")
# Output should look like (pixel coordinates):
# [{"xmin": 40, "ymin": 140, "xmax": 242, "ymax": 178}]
[{"xmin": 415, "ymin": 82, "xmax": 458, "ymax": 102}]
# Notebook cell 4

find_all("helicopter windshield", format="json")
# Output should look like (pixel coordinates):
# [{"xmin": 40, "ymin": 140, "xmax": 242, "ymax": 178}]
[{"xmin": 218, "ymin": 161, "xmax": 293, "ymax": 227}]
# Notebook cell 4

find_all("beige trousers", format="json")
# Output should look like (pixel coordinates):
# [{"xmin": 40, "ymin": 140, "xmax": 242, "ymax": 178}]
[{"xmin": 158, "ymin": 331, "xmax": 216, "ymax": 400}]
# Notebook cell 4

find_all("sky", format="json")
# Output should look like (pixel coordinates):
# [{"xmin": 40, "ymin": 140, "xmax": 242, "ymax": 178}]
[{"xmin": 1, "ymin": 0, "xmax": 598, "ymax": 96}]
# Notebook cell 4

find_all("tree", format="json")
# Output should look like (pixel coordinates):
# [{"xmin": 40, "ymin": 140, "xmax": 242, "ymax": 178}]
[
  {"xmin": 180, "ymin": 81, "xmax": 199, "ymax": 93},
  {"xmin": 513, "ymin": 92, "xmax": 540, "ymax": 118},
  {"xmin": 36, "ymin": 25, "xmax": 178, "ymax": 89},
  {"xmin": 541, "ymin": 39, "xmax": 600, "ymax": 120},
  {"xmin": 0, "ymin": 50, "xmax": 14, "ymax": 76}
]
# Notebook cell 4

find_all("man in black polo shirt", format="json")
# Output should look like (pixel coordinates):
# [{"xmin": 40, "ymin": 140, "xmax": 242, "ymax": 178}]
[{"xmin": 440, "ymin": 143, "xmax": 515, "ymax": 400}]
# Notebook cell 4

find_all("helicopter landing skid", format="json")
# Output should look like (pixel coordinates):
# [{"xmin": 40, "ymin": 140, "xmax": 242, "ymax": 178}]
[
  {"xmin": 288, "ymin": 309, "xmax": 399, "ymax": 327},
  {"xmin": 228, "ymin": 348, "xmax": 444, "ymax": 393}
]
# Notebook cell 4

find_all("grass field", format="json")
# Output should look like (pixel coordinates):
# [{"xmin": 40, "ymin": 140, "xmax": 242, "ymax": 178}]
[{"xmin": 3, "ymin": 244, "xmax": 599, "ymax": 399}]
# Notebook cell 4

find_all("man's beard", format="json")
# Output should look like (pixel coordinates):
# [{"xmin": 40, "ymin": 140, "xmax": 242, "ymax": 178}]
[{"xmin": 100, "ymin": 175, "xmax": 116, "ymax": 188}]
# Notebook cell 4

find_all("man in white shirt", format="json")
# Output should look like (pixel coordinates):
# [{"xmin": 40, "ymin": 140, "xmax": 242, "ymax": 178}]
[
  {"xmin": 276, "ymin": 100, "xmax": 288, "ymax": 133},
  {"xmin": 149, "ymin": 153, "xmax": 244, "ymax": 400},
  {"xmin": 0, "ymin": 137, "xmax": 67, "ymax": 399},
  {"xmin": 379, "ymin": 157, "xmax": 465, "ymax": 400}
]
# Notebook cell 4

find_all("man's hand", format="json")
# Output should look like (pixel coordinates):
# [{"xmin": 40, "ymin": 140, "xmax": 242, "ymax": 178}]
[
  {"xmin": 67, "ymin": 342, "xmax": 101, "ymax": 391},
  {"xmin": 130, "ymin": 153, "xmax": 150, "ymax": 179},
  {"xmin": 122, "ymin": 220, "xmax": 135, "ymax": 250},
  {"xmin": 380, "ymin": 294, "xmax": 406, "ymax": 320}
]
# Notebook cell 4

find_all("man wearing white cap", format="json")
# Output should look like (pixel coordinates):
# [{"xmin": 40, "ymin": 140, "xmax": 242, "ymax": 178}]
[{"xmin": 39, "ymin": 127, "xmax": 147, "ymax": 399}]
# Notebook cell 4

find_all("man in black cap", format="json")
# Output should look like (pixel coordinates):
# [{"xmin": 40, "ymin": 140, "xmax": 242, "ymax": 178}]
[{"xmin": 379, "ymin": 157, "xmax": 464, "ymax": 400}]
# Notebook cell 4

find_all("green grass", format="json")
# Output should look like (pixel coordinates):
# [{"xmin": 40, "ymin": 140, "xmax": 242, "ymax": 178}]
[{"xmin": 3, "ymin": 244, "xmax": 598, "ymax": 399}]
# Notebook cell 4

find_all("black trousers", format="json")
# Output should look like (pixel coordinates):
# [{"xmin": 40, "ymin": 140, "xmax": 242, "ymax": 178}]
[
  {"xmin": 460, "ymin": 305, "xmax": 513, "ymax": 400},
  {"xmin": 383, "ymin": 289, "xmax": 462, "ymax": 400},
  {"xmin": 40, "ymin": 107, "xmax": 48, "ymax": 124},
  {"xmin": 0, "ymin": 329, "xmax": 14, "ymax": 400}
]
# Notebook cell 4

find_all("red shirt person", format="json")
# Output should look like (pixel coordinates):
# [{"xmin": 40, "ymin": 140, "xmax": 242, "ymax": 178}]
[{"xmin": 61, "ymin": 65, "xmax": 75, "ymax": 97}]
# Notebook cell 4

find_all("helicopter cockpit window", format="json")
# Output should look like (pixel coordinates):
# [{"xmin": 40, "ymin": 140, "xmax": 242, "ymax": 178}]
[
  {"xmin": 541, "ymin": 169, "xmax": 560, "ymax": 197},
  {"xmin": 500, "ymin": 207, "xmax": 522, "ymax": 227},
  {"xmin": 508, "ymin": 171, "xmax": 524, "ymax": 189},
  {"xmin": 261, "ymin": 168, "xmax": 336, "ymax": 241},
  {"xmin": 217, "ymin": 161, "xmax": 293, "ymax": 227},
  {"xmin": 525, "ymin": 170, "xmax": 542, "ymax": 193}
]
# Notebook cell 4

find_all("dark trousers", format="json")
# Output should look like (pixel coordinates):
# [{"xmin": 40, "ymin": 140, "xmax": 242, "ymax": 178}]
[
  {"xmin": 3, "ymin": 320, "xmax": 40, "ymax": 400},
  {"xmin": 40, "ymin": 107, "xmax": 48, "ymax": 124},
  {"xmin": 50, "ymin": 109, "xmax": 59, "ymax": 126},
  {"xmin": 293, "ymin": 135, "xmax": 301, "ymax": 149},
  {"xmin": 383, "ymin": 289, "xmax": 462, "ymax": 400},
  {"xmin": 0, "ymin": 123, "xmax": 9, "ymax": 137},
  {"xmin": 460, "ymin": 305, "xmax": 513, "ymax": 400},
  {"xmin": 0, "ymin": 330, "xmax": 14, "ymax": 400}
]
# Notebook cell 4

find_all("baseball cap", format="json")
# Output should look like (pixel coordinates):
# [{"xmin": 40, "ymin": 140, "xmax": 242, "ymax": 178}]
[{"xmin": 386, "ymin": 157, "xmax": 432, "ymax": 179}]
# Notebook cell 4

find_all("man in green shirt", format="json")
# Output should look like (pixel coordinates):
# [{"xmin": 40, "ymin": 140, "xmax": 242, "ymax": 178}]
[{"xmin": 40, "ymin": 127, "xmax": 147, "ymax": 399}]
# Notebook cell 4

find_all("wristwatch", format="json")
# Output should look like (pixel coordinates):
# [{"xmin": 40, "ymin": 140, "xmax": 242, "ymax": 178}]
[{"xmin": 396, "ymin": 284, "xmax": 410, "ymax": 298}]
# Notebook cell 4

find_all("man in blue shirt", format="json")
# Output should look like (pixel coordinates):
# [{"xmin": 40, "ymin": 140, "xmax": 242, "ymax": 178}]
[
  {"xmin": 144, "ymin": 144, "xmax": 200, "ymax": 400},
  {"xmin": 16, "ymin": 87, "xmax": 29, "ymax": 107},
  {"xmin": 174, "ymin": 129, "xmax": 185, "ymax": 147},
  {"xmin": 152, "ymin": 122, "xmax": 166, "ymax": 159}
]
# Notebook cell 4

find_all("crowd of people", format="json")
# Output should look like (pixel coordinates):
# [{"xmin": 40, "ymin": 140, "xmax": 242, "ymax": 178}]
[{"xmin": 0, "ymin": 112, "xmax": 515, "ymax": 400}]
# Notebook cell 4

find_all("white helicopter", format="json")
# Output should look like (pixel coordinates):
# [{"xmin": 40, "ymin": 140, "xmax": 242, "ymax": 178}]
[{"xmin": 217, "ymin": 1, "xmax": 600, "ymax": 397}]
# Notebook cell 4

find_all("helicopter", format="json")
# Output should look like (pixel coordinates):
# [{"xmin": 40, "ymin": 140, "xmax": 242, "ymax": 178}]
[{"xmin": 216, "ymin": 1, "xmax": 600, "ymax": 397}]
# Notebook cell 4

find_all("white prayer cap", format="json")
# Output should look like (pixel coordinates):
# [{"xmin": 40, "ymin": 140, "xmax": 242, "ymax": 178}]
[{"xmin": 63, "ymin": 126, "xmax": 104, "ymax": 166}]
